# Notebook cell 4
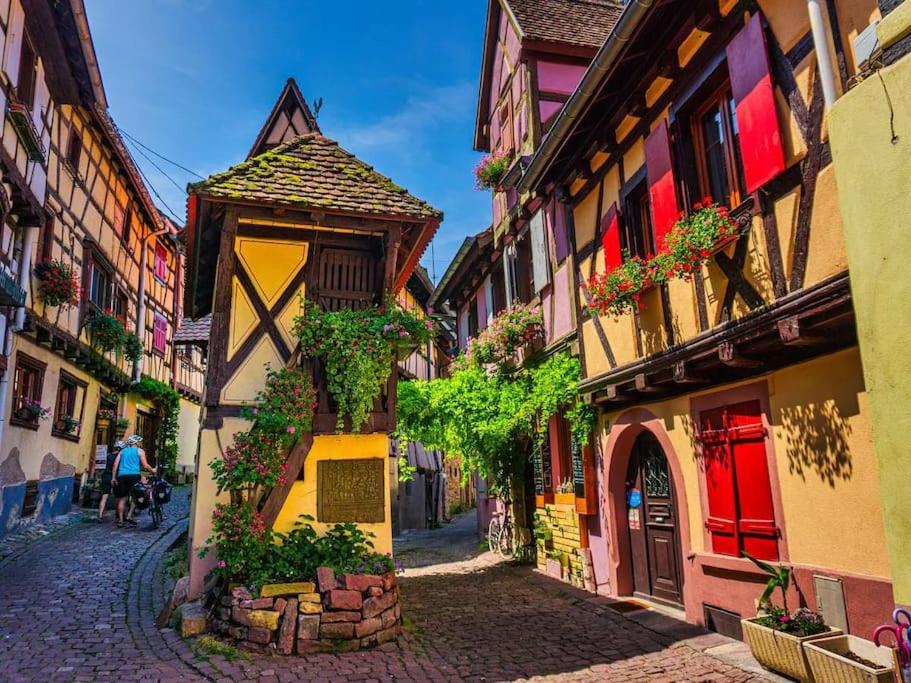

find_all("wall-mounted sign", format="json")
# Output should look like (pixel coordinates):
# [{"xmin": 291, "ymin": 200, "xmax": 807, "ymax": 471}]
[
  {"xmin": 317, "ymin": 458, "xmax": 385, "ymax": 523},
  {"xmin": 94, "ymin": 445, "xmax": 108, "ymax": 471},
  {"xmin": 628, "ymin": 507, "xmax": 641, "ymax": 531},
  {"xmin": 627, "ymin": 488, "xmax": 642, "ymax": 509}
]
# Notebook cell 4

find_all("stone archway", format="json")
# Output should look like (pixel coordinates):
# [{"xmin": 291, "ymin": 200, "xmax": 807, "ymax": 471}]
[{"xmin": 601, "ymin": 408, "xmax": 693, "ymax": 608}]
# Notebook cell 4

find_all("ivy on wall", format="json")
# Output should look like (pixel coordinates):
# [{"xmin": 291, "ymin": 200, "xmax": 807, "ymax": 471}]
[{"xmin": 132, "ymin": 375, "xmax": 180, "ymax": 476}]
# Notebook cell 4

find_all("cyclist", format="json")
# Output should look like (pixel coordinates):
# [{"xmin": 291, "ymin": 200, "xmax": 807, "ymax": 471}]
[
  {"xmin": 96, "ymin": 440, "xmax": 125, "ymax": 523},
  {"xmin": 111, "ymin": 434, "xmax": 154, "ymax": 528}
]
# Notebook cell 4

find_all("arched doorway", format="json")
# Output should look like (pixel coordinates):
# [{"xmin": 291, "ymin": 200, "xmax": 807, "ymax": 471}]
[{"xmin": 624, "ymin": 431, "xmax": 683, "ymax": 606}]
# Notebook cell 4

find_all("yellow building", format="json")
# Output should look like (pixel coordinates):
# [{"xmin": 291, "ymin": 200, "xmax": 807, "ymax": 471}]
[
  {"xmin": 0, "ymin": 0, "xmax": 202, "ymax": 532},
  {"xmin": 460, "ymin": 0, "xmax": 891, "ymax": 640},
  {"xmin": 184, "ymin": 80, "xmax": 441, "ymax": 598},
  {"xmin": 829, "ymin": 0, "xmax": 911, "ymax": 609}
]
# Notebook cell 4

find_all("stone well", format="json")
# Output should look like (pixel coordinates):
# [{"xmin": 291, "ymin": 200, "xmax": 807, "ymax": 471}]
[{"xmin": 210, "ymin": 567, "xmax": 401, "ymax": 655}]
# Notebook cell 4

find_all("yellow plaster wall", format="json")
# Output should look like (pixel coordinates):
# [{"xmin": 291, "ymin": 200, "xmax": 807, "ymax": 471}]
[
  {"xmin": 176, "ymin": 398, "xmax": 201, "ymax": 472},
  {"xmin": 601, "ymin": 349, "xmax": 889, "ymax": 578},
  {"xmin": 573, "ymin": 188, "xmax": 599, "ymax": 249},
  {"xmin": 273, "ymin": 434, "xmax": 393, "ymax": 555},
  {"xmin": 829, "ymin": 44, "xmax": 911, "ymax": 602}
]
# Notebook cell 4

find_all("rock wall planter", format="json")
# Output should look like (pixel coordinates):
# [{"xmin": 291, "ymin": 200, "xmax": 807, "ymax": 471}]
[
  {"xmin": 210, "ymin": 568, "xmax": 401, "ymax": 655},
  {"xmin": 804, "ymin": 635, "xmax": 896, "ymax": 683},
  {"xmin": 741, "ymin": 618, "xmax": 841, "ymax": 682}
]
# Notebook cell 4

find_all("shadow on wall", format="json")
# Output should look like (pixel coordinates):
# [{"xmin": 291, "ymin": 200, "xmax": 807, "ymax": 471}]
[
  {"xmin": 0, "ymin": 449, "xmax": 75, "ymax": 537},
  {"xmin": 778, "ymin": 399, "xmax": 854, "ymax": 486}
]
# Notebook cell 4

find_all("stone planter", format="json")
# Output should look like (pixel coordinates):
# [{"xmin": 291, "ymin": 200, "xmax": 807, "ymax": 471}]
[
  {"xmin": 741, "ymin": 618, "xmax": 841, "ymax": 682},
  {"xmin": 210, "ymin": 568, "xmax": 401, "ymax": 655},
  {"xmin": 804, "ymin": 635, "xmax": 896, "ymax": 683}
]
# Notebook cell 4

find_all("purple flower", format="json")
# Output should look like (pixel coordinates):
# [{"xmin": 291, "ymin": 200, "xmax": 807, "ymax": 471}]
[
  {"xmin": 251, "ymin": 407, "xmax": 259, "ymax": 415},
  {"xmin": 286, "ymin": 425, "xmax": 296, "ymax": 434},
  {"xmin": 425, "ymin": 320, "xmax": 434, "ymax": 330},
  {"xmin": 217, "ymin": 560, "xmax": 226, "ymax": 569}
]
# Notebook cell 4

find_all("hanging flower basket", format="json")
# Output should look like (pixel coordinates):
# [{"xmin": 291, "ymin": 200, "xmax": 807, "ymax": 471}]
[
  {"xmin": 458, "ymin": 303, "xmax": 544, "ymax": 369},
  {"xmin": 34, "ymin": 260, "xmax": 80, "ymax": 308},
  {"xmin": 474, "ymin": 150, "xmax": 512, "ymax": 190},
  {"xmin": 115, "ymin": 417, "xmax": 130, "ymax": 437},
  {"xmin": 87, "ymin": 312, "xmax": 126, "ymax": 353},
  {"xmin": 96, "ymin": 408, "xmax": 116, "ymax": 427}
]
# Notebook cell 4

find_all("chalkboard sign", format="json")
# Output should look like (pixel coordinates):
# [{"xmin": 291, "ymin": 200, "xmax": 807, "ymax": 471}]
[
  {"xmin": 571, "ymin": 433, "xmax": 585, "ymax": 498},
  {"xmin": 533, "ymin": 426, "xmax": 553, "ymax": 495},
  {"xmin": 532, "ymin": 441, "xmax": 544, "ymax": 495},
  {"xmin": 541, "ymin": 428, "xmax": 553, "ymax": 492}
]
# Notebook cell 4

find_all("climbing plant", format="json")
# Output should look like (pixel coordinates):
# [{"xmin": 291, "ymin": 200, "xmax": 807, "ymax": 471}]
[
  {"xmin": 132, "ymin": 375, "xmax": 180, "ymax": 476},
  {"xmin": 293, "ymin": 299, "xmax": 433, "ymax": 432}
]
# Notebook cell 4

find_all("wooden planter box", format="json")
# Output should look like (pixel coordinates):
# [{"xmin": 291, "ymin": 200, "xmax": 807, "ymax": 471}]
[
  {"xmin": 554, "ymin": 493, "xmax": 576, "ymax": 506},
  {"xmin": 741, "ymin": 618, "xmax": 841, "ymax": 682},
  {"xmin": 804, "ymin": 635, "xmax": 895, "ymax": 683}
]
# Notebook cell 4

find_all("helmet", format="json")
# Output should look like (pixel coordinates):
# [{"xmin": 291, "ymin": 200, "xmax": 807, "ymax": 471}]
[
  {"xmin": 127, "ymin": 434, "xmax": 143, "ymax": 445},
  {"xmin": 113, "ymin": 440, "xmax": 126, "ymax": 451}
]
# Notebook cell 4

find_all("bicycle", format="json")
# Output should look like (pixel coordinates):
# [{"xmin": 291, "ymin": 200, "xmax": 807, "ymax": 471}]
[
  {"xmin": 147, "ymin": 473, "xmax": 172, "ymax": 529},
  {"xmin": 487, "ymin": 499, "xmax": 517, "ymax": 558}
]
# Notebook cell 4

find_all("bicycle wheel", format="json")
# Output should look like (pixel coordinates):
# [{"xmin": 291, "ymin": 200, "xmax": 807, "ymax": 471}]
[
  {"xmin": 151, "ymin": 505, "xmax": 162, "ymax": 529},
  {"xmin": 487, "ymin": 517, "xmax": 501, "ymax": 553},
  {"xmin": 497, "ymin": 521, "xmax": 515, "ymax": 558}
]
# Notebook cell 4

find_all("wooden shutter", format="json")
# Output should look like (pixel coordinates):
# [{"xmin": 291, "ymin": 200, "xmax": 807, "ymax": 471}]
[
  {"xmin": 153, "ymin": 315, "xmax": 167, "ymax": 353},
  {"xmin": 317, "ymin": 249, "xmax": 378, "ymax": 311},
  {"xmin": 700, "ymin": 407, "xmax": 739, "ymax": 556},
  {"xmin": 644, "ymin": 120, "xmax": 680, "ymax": 251},
  {"xmin": 552, "ymin": 201, "xmax": 570, "ymax": 263},
  {"xmin": 601, "ymin": 202, "xmax": 622, "ymax": 271},
  {"xmin": 154, "ymin": 244, "xmax": 167, "ymax": 281},
  {"xmin": 728, "ymin": 400, "xmax": 779, "ymax": 560},
  {"xmin": 727, "ymin": 12, "xmax": 786, "ymax": 194},
  {"xmin": 530, "ymin": 209, "xmax": 550, "ymax": 292}
]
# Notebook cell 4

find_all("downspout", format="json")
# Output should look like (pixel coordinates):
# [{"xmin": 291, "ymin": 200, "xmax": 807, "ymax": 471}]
[
  {"xmin": 807, "ymin": 0, "xmax": 839, "ymax": 109},
  {"xmin": 14, "ymin": 223, "xmax": 37, "ymax": 331},
  {"xmin": 134, "ymin": 225, "xmax": 170, "ymax": 383}
]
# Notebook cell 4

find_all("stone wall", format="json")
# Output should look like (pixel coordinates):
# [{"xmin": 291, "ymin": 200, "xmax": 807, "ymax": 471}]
[
  {"xmin": 535, "ymin": 501, "xmax": 595, "ymax": 591},
  {"xmin": 211, "ymin": 567, "xmax": 401, "ymax": 655}
]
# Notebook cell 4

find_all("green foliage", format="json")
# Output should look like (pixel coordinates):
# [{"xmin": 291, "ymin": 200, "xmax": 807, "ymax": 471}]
[
  {"xmin": 163, "ymin": 540, "xmax": 189, "ymax": 580},
  {"xmin": 132, "ymin": 375, "xmax": 180, "ymax": 475},
  {"xmin": 87, "ymin": 312, "xmax": 126, "ymax": 353},
  {"xmin": 34, "ymin": 259, "xmax": 80, "ymax": 308},
  {"xmin": 743, "ymin": 551, "xmax": 792, "ymax": 611},
  {"xmin": 456, "ymin": 303, "xmax": 543, "ymax": 369},
  {"xmin": 294, "ymin": 299, "xmax": 433, "ymax": 432},
  {"xmin": 474, "ymin": 150, "xmax": 512, "ymax": 190},
  {"xmin": 396, "ymin": 351, "xmax": 592, "ymax": 494},
  {"xmin": 397, "ymin": 455, "xmax": 417, "ymax": 483},
  {"xmin": 754, "ymin": 606, "xmax": 827, "ymax": 636},
  {"xmin": 123, "ymin": 333, "xmax": 143, "ymax": 363},
  {"xmin": 195, "ymin": 636, "xmax": 247, "ymax": 662},
  {"xmin": 203, "ymin": 512, "xmax": 395, "ymax": 589}
]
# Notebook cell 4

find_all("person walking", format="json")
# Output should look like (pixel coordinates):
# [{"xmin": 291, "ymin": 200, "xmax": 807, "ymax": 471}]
[
  {"xmin": 111, "ymin": 434, "xmax": 154, "ymax": 528},
  {"xmin": 96, "ymin": 440, "xmax": 125, "ymax": 523}
]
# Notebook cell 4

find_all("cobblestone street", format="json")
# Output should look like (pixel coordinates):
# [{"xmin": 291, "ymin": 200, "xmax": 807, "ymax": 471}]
[{"xmin": 0, "ymin": 498, "xmax": 774, "ymax": 682}]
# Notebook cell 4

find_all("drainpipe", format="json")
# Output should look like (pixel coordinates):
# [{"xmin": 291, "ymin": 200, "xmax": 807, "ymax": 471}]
[
  {"xmin": 14, "ymin": 224, "xmax": 37, "ymax": 331},
  {"xmin": 807, "ymin": 0, "xmax": 839, "ymax": 109},
  {"xmin": 134, "ymin": 225, "xmax": 170, "ymax": 383}
]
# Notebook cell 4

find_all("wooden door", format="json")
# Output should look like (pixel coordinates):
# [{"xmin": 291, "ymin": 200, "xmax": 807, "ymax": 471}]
[{"xmin": 626, "ymin": 432, "xmax": 683, "ymax": 605}]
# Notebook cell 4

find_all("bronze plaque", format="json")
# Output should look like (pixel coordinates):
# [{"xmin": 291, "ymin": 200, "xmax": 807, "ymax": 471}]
[{"xmin": 317, "ymin": 458, "xmax": 385, "ymax": 523}]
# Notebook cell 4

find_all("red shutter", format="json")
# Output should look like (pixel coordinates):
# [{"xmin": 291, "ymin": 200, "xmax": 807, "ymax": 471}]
[
  {"xmin": 153, "ymin": 315, "xmax": 166, "ymax": 353},
  {"xmin": 727, "ymin": 12, "xmax": 786, "ymax": 194},
  {"xmin": 154, "ymin": 244, "xmax": 167, "ymax": 281},
  {"xmin": 601, "ymin": 202, "xmax": 622, "ymax": 271},
  {"xmin": 644, "ymin": 120, "xmax": 680, "ymax": 251},
  {"xmin": 700, "ymin": 407, "xmax": 739, "ymax": 556},
  {"xmin": 728, "ymin": 400, "xmax": 779, "ymax": 560}
]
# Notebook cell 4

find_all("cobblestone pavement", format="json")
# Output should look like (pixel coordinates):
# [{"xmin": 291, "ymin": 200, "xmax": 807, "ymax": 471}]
[{"xmin": 0, "ymin": 497, "xmax": 772, "ymax": 682}]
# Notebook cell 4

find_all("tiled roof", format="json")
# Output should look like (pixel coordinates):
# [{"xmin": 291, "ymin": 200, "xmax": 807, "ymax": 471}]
[
  {"xmin": 189, "ymin": 133, "xmax": 442, "ymax": 220},
  {"xmin": 173, "ymin": 315, "xmax": 211, "ymax": 344},
  {"xmin": 506, "ymin": 0, "xmax": 622, "ymax": 49}
]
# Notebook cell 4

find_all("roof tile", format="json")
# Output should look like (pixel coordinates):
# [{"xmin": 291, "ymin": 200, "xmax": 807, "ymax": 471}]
[{"xmin": 506, "ymin": 0, "xmax": 622, "ymax": 49}]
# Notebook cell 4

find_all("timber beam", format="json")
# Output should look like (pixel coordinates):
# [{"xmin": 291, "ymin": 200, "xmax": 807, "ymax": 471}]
[{"xmin": 718, "ymin": 342, "xmax": 761, "ymax": 368}]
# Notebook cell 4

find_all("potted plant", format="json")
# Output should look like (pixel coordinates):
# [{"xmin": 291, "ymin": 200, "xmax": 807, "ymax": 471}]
[
  {"xmin": 474, "ymin": 150, "xmax": 512, "ymax": 190},
  {"xmin": 123, "ymin": 333, "xmax": 143, "ymax": 363},
  {"xmin": 115, "ymin": 417, "xmax": 130, "ymax": 437},
  {"xmin": 555, "ymin": 478, "xmax": 576, "ymax": 506},
  {"xmin": 56, "ymin": 415, "xmax": 80, "ymax": 435},
  {"xmin": 33, "ymin": 259, "xmax": 80, "ymax": 308},
  {"xmin": 16, "ymin": 398, "xmax": 50, "ymax": 423},
  {"xmin": 86, "ymin": 312, "xmax": 126, "ymax": 353},
  {"xmin": 96, "ymin": 408, "xmax": 116, "ymax": 427},
  {"xmin": 804, "ymin": 634, "xmax": 895, "ymax": 683},
  {"xmin": 740, "ymin": 553, "xmax": 840, "ymax": 682}
]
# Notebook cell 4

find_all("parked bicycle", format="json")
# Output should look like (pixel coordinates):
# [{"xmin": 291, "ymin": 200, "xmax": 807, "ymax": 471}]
[
  {"xmin": 130, "ymin": 470, "xmax": 172, "ymax": 529},
  {"xmin": 487, "ymin": 497, "xmax": 518, "ymax": 558}
]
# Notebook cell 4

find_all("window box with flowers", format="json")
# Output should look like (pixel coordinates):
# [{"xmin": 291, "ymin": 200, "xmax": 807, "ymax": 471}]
[
  {"xmin": 34, "ymin": 259, "xmax": 80, "ymax": 309},
  {"xmin": 456, "ymin": 302, "xmax": 544, "ymax": 370},
  {"xmin": 15, "ymin": 398, "xmax": 50, "ymax": 425},
  {"xmin": 588, "ymin": 201, "xmax": 739, "ymax": 318},
  {"xmin": 54, "ymin": 415, "xmax": 80, "ymax": 436},
  {"xmin": 474, "ymin": 150, "xmax": 512, "ymax": 191}
]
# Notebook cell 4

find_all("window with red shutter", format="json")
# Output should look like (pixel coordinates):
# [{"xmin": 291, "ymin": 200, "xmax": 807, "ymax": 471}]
[
  {"xmin": 726, "ymin": 12, "xmax": 786, "ymax": 194},
  {"xmin": 699, "ymin": 399, "xmax": 779, "ymax": 560},
  {"xmin": 154, "ymin": 244, "xmax": 167, "ymax": 282},
  {"xmin": 644, "ymin": 120, "xmax": 680, "ymax": 251},
  {"xmin": 153, "ymin": 314, "xmax": 167, "ymax": 354},
  {"xmin": 601, "ymin": 202, "xmax": 622, "ymax": 271}
]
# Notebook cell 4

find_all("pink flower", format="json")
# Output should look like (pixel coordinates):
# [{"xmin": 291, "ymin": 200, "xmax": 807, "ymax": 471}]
[
  {"xmin": 251, "ymin": 407, "xmax": 259, "ymax": 415},
  {"xmin": 217, "ymin": 560, "xmax": 226, "ymax": 569},
  {"xmin": 286, "ymin": 425, "xmax": 296, "ymax": 434}
]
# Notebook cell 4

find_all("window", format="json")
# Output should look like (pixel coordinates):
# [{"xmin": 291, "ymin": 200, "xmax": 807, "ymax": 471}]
[
  {"xmin": 39, "ymin": 210, "xmax": 54, "ymax": 262},
  {"xmin": 65, "ymin": 127, "xmax": 82, "ymax": 173},
  {"xmin": 529, "ymin": 209, "xmax": 550, "ymax": 293},
  {"xmin": 17, "ymin": 32, "xmax": 36, "ymax": 108},
  {"xmin": 490, "ymin": 266, "xmax": 506, "ymax": 316},
  {"xmin": 136, "ymin": 410, "xmax": 160, "ymax": 466},
  {"xmin": 11, "ymin": 353, "xmax": 46, "ymax": 429},
  {"xmin": 622, "ymin": 180, "xmax": 655, "ymax": 261},
  {"xmin": 52, "ymin": 371, "xmax": 86, "ymax": 441},
  {"xmin": 121, "ymin": 207, "xmax": 132, "ymax": 245},
  {"xmin": 152, "ymin": 313, "xmax": 167, "ymax": 354},
  {"xmin": 112, "ymin": 289, "xmax": 128, "ymax": 326},
  {"xmin": 498, "ymin": 103, "xmax": 513, "ymax": 154},
  {"xmin": 700, "ymin": 400, "xmax": 779, "ymax": 560},
  {"xmin": 87, "ymin": 261, "xmax": 112, "ymax": 311},
  {"xmin": 467, "ymin": 297, "xmax": 479, "ymax": 340},
  {"xmin": 691, "ymin": 85, "xmax": 747, "ymax": 209},
  {"xmin": 154, "ymin": 243, "xmax": 168, "ymax": 282}
]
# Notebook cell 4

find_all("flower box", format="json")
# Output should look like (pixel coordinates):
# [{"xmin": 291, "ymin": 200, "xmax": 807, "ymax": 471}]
[
  {"xmin": 804, "ymin": 635, "xmax": 895, "ymax": 683},
  {"xmin": 741, "ymin": 617, "xmax": 841, "ymax": 682},
  {"xmin": 554, "ymin": 493, "xmax": 576, "ymax": 506}
]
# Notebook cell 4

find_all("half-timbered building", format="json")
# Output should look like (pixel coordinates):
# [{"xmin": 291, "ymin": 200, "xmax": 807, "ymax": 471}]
[
  {"xmin": 0, "ymin": 0, "xmax": 200, "ymax": 533},
  {"xmin": 509, "ymin": 0, "xmax": 888, "ymax": 639},
  {"xmin": 184, "ymin": 81, "xmax": 441, "ymax": 598}
]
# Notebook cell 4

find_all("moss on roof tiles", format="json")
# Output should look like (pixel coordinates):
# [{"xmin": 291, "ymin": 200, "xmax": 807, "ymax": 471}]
[{"xmin": 189, "ymin": 133, "xmax": 441, "ymax": 220}]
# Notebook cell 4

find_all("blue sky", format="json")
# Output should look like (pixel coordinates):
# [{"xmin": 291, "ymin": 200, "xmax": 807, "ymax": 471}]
[{"xmin": 84, "ymin": 0, "xmax": 490, "ymax": 284}]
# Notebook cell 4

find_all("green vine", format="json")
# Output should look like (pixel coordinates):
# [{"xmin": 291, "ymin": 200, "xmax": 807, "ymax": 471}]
[
  {"xmin": 87, "ymin": 312, "xmax": 126, "ymax": 353},
  {"xmin": 132, "ymin": 375, "xmax": 180, "ymax": 476},
  {"xmin": 123, "ymin": 333, "xmax": 143, "ymax": 363},
  {"xmin": 294, "ymin": 298, "xmax": 433, "ymax": 432}
]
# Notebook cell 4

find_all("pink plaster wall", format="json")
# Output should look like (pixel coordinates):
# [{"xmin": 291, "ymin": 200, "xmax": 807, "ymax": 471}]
[
  {"xmin": 550, "ymin": 265, "xmax": 573, "ymax": 340},
  {"xmin": 537, "ymin": 61, "xmax": 587, "ymax": 95}
]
